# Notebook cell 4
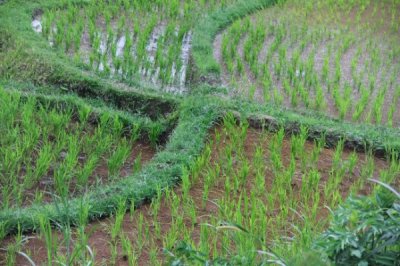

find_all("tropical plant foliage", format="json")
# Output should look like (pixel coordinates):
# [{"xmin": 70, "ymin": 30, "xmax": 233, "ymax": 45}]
[{"xmin": 314, "ymin": 186, "xmax": 400, "ymax": 266}]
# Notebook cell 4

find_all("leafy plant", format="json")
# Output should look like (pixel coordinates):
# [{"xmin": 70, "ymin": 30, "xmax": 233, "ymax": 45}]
[{"xmin": 314, "ymin": 184, "xmax": 400, "ymax": 266}]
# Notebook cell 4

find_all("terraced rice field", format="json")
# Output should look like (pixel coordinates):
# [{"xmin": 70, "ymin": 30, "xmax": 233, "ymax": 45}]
[
  {"xmin": 0, "ymin": 88, "xmax": 160, "ymax": 210},
  {"xmin": 2, "ymin": 116, "xmax": 399, "ymax": 265},
  {"xmin": 33, "ymin": 0, "xmax": 237, "ymax": 92},
  {"xmin": 214, "ymin": 0, "xmax": 400, "ymax": 126},
  {"xmin": 0, "ymin": 0, "xmax": 399, "ymax": 265}
]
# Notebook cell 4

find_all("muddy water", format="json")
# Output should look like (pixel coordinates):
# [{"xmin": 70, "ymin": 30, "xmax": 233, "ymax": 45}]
[
  {"xmin": 32, "ymin": 17, "xmax": 42, "ymax": 33},
  {"xmin": 32, "ymin": 15, "xmax": 56, "ymax": 46},
  {"xmin": 162, "ymin": 31, "xmax": 192, "ymax": 94},
  {"xmin": 98, "ymin": 33, "xmax": 108, "ymax": 72},
  {"xmin": 116, "ymin": 35, "xmax": 126, "ymax": 57},
  {"xmin": 140, "ymin": 25, "xmax": 192, "ymax": 94},
  {"xmin": 140, "ymin": 24, "xmax": 165, "ymax": 80},
  {"xmin": 146, "ymin": 24, "xmax": 164, "ymax": 64},
  {"xmin": 179, "ymin": 31, "xmax": 192, "ymax": 88}
]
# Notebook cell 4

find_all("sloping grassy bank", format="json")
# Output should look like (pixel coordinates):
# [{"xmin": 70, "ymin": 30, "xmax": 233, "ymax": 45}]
[
  {"xmin": 188, "ymin": 92, "xmax": 400, "ymax": 158},
  {"xmin": 233, "ymin": 99, "xmax": 400, "ymax": 158},
  {"xmin": 3, "ymin": 87, "xmax": 177, "ymax": 141}
]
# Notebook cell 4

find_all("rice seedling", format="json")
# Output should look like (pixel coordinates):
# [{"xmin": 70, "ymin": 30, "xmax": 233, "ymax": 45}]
[
  {"xmin": 121, "ymin": 235, "xmax": 137, "ymax": 266},
  {"xmin": 111, "ymin": 199, "xmax": 126, "ymax": 242},
  {"xmin": 149, "ymin": 122, "xmax": 163, "ymax": 148},
  {"xmin": 107, "ymin": 139, "xmax": 131, "ymax": 177},
  {"xmin": 39, "ymin": 214, "xmax": 57, "ymax": 266}
]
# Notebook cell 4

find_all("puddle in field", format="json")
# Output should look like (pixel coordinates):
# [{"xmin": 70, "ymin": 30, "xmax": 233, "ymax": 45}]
[
  {"xmin": 99, "ymin": 34, "xmax": 108, "ymax": 55},
  {"xmin": 147, "ymin": 24, "xmax": 165, "ymax": 64},
  {"xmin": 116, "ymin": 35, "xmax": 126, "ymax": 57},
  {"xmin": 139, "ymin": 24, "xmax": 165, "ymax": 79},
  {"xmin": 161, "ymin": 31, "xmax": 192, "ymax": 94},
  {"xmin": 31, "ymin": 15, "xmax": 192, "ymax": 94},
  {"xmin": 179, "ymin": 31, "xmax": 192, "ymax": 88},
  {"xmin": 31, "ymin": 15, "xmax": 55, "ymax": 46},
  {"xmin": 32, "ymin": 16, "xmax": 42, "ymax": 33},
  {"xmin": 98, "ymin": 33, "xmax": 108, "ymax": 72}
]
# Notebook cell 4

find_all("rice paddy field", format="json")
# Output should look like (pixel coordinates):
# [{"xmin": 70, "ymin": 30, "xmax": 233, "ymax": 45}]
[
  {"xmin": 33, "ymin": 0, "xmax": 237, "ymax": 92},
  {"xmin": 0, "ymin": 88, "xmax": 161, "ymax": 210},
  {"xmin": 0, "ymin": 0, "xmax": 399, "ymax": 265},
  {"xmin": 214, "ymin": 0, "xmax": 400, "ymax": 126}
]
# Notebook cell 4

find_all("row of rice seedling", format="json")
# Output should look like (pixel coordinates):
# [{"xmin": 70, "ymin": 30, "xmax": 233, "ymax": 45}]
[
  {"xmin": 3, "ymin": 113, "xmax": 398, "ymax": 265},
  {"xmin": 0, "ymin": 88, "xmax": 159, "ymax": 211},
  {"xmin": 34, "ymin": 0, "xmax": 237, "ymax": 92},
  {"xmin": 217, "ymin": 0, "xmax": 400, "ymax": 126}
]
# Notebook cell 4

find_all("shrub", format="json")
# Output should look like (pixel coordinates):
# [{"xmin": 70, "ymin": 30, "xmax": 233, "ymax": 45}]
[{"xmin": 314, "ymin": 185, "xmax": 400, "ymax": 266}]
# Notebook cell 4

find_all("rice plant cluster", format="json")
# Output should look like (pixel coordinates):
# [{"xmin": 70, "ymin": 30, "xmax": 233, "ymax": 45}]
[{"xmin": 0, "ymin": 88, "xmax": 154, "ymax": 211}]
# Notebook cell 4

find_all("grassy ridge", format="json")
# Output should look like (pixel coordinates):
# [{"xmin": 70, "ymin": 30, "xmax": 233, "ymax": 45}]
[
  {"xmin": 192, "ymin": 82, "xmax": 400, "ymax": 157},
  {"xmin": 3, "ymin": 88, "xmax": 177, "ymax": 141},
  {"xmin": 231, "ymin": 99, "xmax": 400, "ymax": 157},
  {"xmin": 191, "ymin": 0, "xmax": 279, "ymax": 83}
]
